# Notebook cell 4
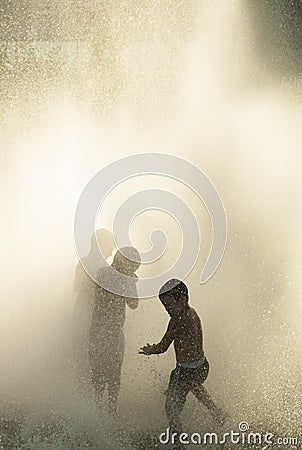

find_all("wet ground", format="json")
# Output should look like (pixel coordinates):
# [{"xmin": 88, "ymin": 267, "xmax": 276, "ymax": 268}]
[{"xmin": 1, "ymin": 398, "xmax": 300, "ymax": 450}]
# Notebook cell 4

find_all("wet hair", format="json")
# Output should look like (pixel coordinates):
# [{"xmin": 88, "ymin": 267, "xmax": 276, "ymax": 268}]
[
  {"xmin": 159, "ymin": 278, "xmax": 188, "ymax": 302},
  {"xmin": 113, "ymin": 246, "xmax": 141, "ymax": 266},
  {"xmin": 90, "ymin": 228, "xmax": 115, "ymax": 258}
]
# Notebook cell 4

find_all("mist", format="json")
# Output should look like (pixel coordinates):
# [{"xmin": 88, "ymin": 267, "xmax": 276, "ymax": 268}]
[{"xmin": 1, "ymin": 1, "xmax": 301, "ymax": 448}]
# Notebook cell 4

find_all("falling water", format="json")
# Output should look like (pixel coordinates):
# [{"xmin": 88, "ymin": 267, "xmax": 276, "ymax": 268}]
[{"xmin": 0, "ymin": 1, "xmax": 301, "ymax": 448}]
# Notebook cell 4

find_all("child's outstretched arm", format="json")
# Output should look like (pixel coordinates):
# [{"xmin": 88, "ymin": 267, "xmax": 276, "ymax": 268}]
[
  {"xmin": 139, "ymin": 319, "xmax": 177, "ymax": 355},
  {"xmin": 126, "ymin": 274, "xmax": 139, "ymax": 310}
]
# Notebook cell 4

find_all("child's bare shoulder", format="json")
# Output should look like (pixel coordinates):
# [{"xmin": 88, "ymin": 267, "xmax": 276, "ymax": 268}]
[{"xmin": 189, "ymin": 306, "xmax": 201, "ymax": 322}]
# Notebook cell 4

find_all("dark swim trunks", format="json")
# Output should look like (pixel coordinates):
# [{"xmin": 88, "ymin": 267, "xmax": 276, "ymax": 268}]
[
  {"xmin": 166, "ymin": 357, "xmax": 209, "ymax": 399},
  {"xmin": 165, "ymin": 357, "xmax": 226, "ymax": 434}
]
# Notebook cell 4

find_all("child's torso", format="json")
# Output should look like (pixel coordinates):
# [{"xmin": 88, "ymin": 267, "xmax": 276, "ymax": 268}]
[{"xmin": 174, "ymin": 307, "xmax": 204, "ymax": 363}]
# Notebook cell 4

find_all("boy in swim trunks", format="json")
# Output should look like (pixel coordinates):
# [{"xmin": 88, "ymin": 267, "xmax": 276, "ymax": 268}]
[{"xmin": 140, "ymin": 279, "xmax": 225, "ymax": 438}]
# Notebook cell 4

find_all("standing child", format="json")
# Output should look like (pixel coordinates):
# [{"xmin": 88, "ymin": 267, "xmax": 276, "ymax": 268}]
[
  {"xmin": 89, "ymin": 247, "xmax": 140, "ymax": 416},
  {"xmin": 73, "ymin": 228, "xmax": 115, "ymax": 387},
  {"xmin": 140, "ymin": 279, "xmax": 226, "ymax": 440}
]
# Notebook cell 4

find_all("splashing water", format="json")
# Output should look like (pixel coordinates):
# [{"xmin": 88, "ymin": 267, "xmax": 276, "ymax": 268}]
[{"xmin": 0, "ymin": 1, "xmax": 301, "ymax": 448}]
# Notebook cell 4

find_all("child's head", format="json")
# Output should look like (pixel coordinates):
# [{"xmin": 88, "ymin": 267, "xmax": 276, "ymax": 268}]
[
  {"xmin": 112, "ymin": 246, "xmax": 141, "ymax": 274},
  {"xmin": 90, "ymin": 228, "xmax": 115, "ymax": 259},
  {"xmin": 159, "ymin": 279, "xmax": 188, "ymax": 316}
]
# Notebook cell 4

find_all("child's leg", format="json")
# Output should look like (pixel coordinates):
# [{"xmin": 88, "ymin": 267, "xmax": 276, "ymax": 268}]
[
  {"xmin": 107, "ymin": 365, "xmax": 122, "ymax": 417},
  {"xmin": 190, "ymin": 361, "xmax": 227, "ymax": 425},
  {"xmin": 191, "ymin": 383, "xmax": 227, "ymax": 425},
  {"xmin": 107, "ymin": 333, "xmax": 125, "ymax": 416},
  {"xmin": 165, "ymin": 367, "xmax": 191, "ymax": 434},
  {"xmin": 73, "ymin": 299, "xmax": 92, "ymax": 385},
  {"xmin": 191, "ymin": 383, "xmax": 217, "ymax": 410},
  {"xmin": 89, "ymin": 345, "xmax": 106, "ymax": 403}
]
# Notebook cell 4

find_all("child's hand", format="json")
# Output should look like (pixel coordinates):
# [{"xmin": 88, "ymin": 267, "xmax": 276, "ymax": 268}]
[{"xmin": 139, "ymin": 343, "xmax": 154, "ymax": 355}]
